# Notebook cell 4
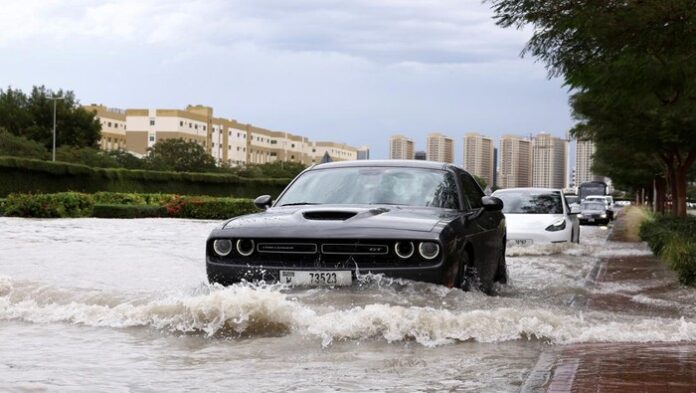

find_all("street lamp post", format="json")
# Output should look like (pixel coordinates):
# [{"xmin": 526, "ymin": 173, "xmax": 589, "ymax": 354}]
[{"xmin": 48, "ymin": 95, "xmax": 64, "ymax": 162}]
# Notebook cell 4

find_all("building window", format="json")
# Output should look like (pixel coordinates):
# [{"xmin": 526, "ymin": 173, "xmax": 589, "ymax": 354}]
[
  {"xmin": 189, "ymin": 123, "xmax": 192, "ymax": 128},
  {"xmin": 203, "ymin": 125, "xmax": 206, "ymax": 131},
  {"xmin": 180, "ymin": 121, "xmax": 183, "ymax": 127},
  {"xmin": 312, "ymin": 148, "xmax": 316, "ymax": 153},
  {"xmin": 291, "ymin": 143, "xmax": 295, "ymax": 148},
  {"xmin": 291, "ymin": 155, "xmax": 295, "ymax": 159},
  {"xmin": 237, "ymin": 133, "xmax": 240, "ymax": 138},
  {"xmin": 228, "ymin": 146, "xmax": 231, "ymax": 150},
  {"xmin": 236, "ymin": 147, "xmax": 240, "ymax": 151},
  {"xmin": 149, "ymin": 136, "xmax": 155, "ymax": 142},
  {"xmin": 107, "ymin": 122, "xmax": 112, "ymax": 127},
  {"xmin": 194, "ymin": 125, "xmax": 198, "ymax": 130},
  {"xmin": 149, "ymin": 119, "xmax": 155, "ymax": 126},
  {"xmin": 229, "ymin": 131, "xmax": 232, "ymax": 136}
]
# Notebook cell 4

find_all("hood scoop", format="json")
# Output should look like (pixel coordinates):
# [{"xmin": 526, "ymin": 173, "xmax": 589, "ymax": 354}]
[{"xmin": 303, "ymin": 211, "xmax": 358, "ymax": 221}]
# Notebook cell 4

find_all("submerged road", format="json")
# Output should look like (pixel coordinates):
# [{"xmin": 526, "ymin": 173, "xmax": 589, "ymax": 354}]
[{"xmin": 0, "ymin": 216, "xmax": 694, "ymax": 392}]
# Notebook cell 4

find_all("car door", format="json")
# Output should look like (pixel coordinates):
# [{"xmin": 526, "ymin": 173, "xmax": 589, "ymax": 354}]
[{"xmin": 458, "ymin": 173, "xmax": 503, "ymax": 282}]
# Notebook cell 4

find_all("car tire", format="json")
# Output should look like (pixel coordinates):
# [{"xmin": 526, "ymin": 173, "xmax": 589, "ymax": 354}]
[{"xmin": 458, "ymin": 252, "xmax": 478, "ymax": 292}]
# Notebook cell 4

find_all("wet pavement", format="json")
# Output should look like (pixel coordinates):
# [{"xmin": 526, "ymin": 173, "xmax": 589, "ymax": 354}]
[{"xmin": 530, "ymin": 211, "xmax": 696, "ymax": 392}]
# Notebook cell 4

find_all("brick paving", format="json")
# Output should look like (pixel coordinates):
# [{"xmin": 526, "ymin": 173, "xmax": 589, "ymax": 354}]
[{"xmin": 525, "ymin": 211, "xmax": 696, "ymax": 392}]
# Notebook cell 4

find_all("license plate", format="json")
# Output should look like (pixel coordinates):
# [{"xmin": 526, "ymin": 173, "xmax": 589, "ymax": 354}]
[
  {"xmin": 279, "ymin": 270, "xmax": 352, "ymax": 286},
  {"xmin": 588, "ymin": 218, "xmax": 595, "ymax": 222},
  {"xmin": 510, "ymin": 239, "xmax": 532, "ymax": 246}
]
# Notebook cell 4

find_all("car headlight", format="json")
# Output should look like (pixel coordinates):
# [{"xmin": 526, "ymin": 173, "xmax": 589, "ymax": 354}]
[
  {"xmin": 577, "ymin": 213, "xmax": 583, "ymax": 218},
  {"xmin": 600, "ymin": 213, "xmax": 607, "ymax": 218},
  {"xmin": 394, "ymin": 241, "xmax": 415, "ymax": 259},
  {"xmin": 213, "ymin": 239, "xmax": 233, "ymax": 256},
  {"xmin": 236, "ymin": 239, "xmax": 255, "ymax": 256},
  {"xmin": 418, "ymin": 241, "xmax": 440, "ymax": 260},
  {"xmin": 545, "ymin": 218, "xmax": 566, "ymax": 232}
]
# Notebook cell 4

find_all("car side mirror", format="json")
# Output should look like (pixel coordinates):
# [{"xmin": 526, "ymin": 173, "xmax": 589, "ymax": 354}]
[
  {"xmin": 570, "ymin": 205, "xmax": 581, "ymax": 215},
  {"xmin": 254, "ymin": 195, "xmax": 273, "ymax": 210},
  {"xmin": 481, "ymin": 196, "xmax": 503, "ymax": 212}
]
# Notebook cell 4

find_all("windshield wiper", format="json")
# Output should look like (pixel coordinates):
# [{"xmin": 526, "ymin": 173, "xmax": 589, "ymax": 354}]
[{"xmin": 280, "ymin": 202, "xmax": 322, "ymax": 207}]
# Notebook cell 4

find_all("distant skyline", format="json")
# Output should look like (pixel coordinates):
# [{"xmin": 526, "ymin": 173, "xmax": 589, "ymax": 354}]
[{"xmin": 0, "ymin": 0, "xmax": 574, "ymax": 163}]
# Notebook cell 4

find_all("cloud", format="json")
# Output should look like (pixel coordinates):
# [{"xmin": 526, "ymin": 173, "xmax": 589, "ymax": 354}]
[{"xmin": 0, "ymin": 0, "xmax": 530, "ymax": 64}]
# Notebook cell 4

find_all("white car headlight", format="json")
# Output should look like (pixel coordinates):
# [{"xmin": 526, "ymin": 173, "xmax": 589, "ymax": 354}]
[
  {"xmin": 418, "ymin": 242, "xmax": 440, "ymax": 260},
  {"xmin": 213, "ymin": 239, "xmax": 233, "ymax": 256}
]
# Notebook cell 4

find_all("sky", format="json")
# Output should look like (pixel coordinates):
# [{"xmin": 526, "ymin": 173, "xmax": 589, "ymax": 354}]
[{"xmin": 0, "ymin": 0, "xmax": 575, "ymax": 162}]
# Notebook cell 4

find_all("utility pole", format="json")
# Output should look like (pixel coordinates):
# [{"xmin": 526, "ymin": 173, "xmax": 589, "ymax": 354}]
[{"xmin": 48, "ymin": 95, "xmax": 64, "ymax": 161}]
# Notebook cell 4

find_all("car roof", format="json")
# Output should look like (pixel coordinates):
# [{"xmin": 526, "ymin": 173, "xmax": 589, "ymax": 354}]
[
  {"xmin": 493, "ymin": 187, "xmax": 562, "ymax": 193},
  {"xmin": 310, "ymin": 159, "xmax": 452, "ymax": 171}
]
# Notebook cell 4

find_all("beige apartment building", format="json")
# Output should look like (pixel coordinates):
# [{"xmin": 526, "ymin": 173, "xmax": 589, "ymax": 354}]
[
  {"xmin": 498, "ymin": 135, "xmax": 532, "ymax": 188},
  {"xmin": 83, "ymin": 105, "xmax": 127, "ymax": 151},
  {"xmin": 426, "ymin": 133, "xmax": 454, "ymax": 163},
  {"xmin": 462, "ymin": 132, "xmax": 494, "ymax": 186},
  {"xmin": 85, "ymin": 104, "xmax": 359, "ymax": 166},
  {"xmin": 389, "ymin": 135, "xmax": 414, "ymax": 160},
  {"xmin": 531, "ymin": 133, "xmax": 568, "ymax": 189},
  {"xmin": 575, "ymin": 139, "xmax": 602, "ymax": 185}
]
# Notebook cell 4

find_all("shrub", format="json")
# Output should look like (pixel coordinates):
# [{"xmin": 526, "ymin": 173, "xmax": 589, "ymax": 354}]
[
  {"xmin": 93, "ymin": 204, "xmax": 168, "ymax": 219},
  {"xmin": 92, "ymin": 192, "xmax": 147, "ymax": 205},
  {"xmin": 0, "ymin": 156, "xmax": 290, "ymax": 198},
  {"xmin": 3, "ymin": 192, "xmax": 94, "ymax": 218},
  {"xmin": 0, "ymin": 198, "xmax": 6, "ymax": 216},
  {"xmin": 640, "ymin": 214, "xmax": 696, "ymax": 286},
  {"xmin": 165, "ymin": 196, "xmax": 258, "ymax": 220}
]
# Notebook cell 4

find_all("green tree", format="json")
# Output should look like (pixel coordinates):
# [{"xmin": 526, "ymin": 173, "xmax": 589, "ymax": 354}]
[
  {"xmin": 0, "ymin": 85, "xmax": 102, "ymax": 149},
  {"xmin": 55, "ymin": 146, "xmax": 121, "ymax": 168},
  {"xmin": 107, "ymin": 149, "xmax": 146, "ymax": 169},
  {"xmin": 0, "ymin": 128, "xmax": 49, "ymax": 160},
  {"xmin": 489, "ymin": 0, "xmax": 696, "ymax": 216},
  {"xmin": 145, "ymin": 138, "xmax": 216, "ymax": 172}
]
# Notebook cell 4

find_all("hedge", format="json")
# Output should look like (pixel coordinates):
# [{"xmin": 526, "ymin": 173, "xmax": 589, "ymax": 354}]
[
  {"xmin": 640, "ymin": 215, "xmax": 696, "ymax": 286},
  {"xmin": 92, "ymin": 204, "xmax": 168, "ymax": 219},
  {"xmin": 3, "ymin": 192, "xmax": 94, "ymax": 218},
  {"xmin": 1, "ymin": 192, "xmax": 259, "ymax": 220},
  {"xmin": 0, "ymin": 156, "xmax": 290, "ymax": 197}
]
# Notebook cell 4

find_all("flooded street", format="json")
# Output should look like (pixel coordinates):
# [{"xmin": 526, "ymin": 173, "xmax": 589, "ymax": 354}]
[{"xmin": 1, "ymin": 217, "xmax": 695, "ymax": 392}]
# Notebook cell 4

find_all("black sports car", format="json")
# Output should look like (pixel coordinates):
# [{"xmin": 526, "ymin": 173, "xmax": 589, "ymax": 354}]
[{"xmin": 206, "ymin": 160, "xmax": 507, "ymax": 293}]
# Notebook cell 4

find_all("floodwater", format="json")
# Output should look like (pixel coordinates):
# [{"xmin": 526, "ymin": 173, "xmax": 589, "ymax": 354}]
[{"xmin": 1, "ymin": 217, "xmax": 695, "ymax": 392}]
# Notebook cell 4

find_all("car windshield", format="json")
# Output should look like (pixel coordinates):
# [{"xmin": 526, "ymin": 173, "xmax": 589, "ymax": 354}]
[
  {"xmin": 582, "ymin": 202, "xmax": 606, "ymax": 211},
  {"xmin": 495, "ymin": 190, "xmax": 564, "ymax": 214},
  {"xmin": 565, "ymin": 195, "xmax": 579, "ymax": 204},
  {"xmin": 276, "ymin": 167, "xmax": 459, "ymax": 209}
]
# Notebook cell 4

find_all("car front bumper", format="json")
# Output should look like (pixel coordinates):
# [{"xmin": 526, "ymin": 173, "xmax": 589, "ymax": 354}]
[{"xmin": 206, "ymin": 259, "xmax": 448, "ymax": 286}]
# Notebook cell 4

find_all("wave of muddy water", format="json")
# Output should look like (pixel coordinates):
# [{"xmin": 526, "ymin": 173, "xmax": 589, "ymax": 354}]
[{"xmin": 1, "ymin": 217, "xmax": 695, "ymax": 392}]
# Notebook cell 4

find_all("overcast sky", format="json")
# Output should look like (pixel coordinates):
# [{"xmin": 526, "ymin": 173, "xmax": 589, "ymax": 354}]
[{"xmin": 0, "ymin": 0, "xmax": 574, "ymax": 161}]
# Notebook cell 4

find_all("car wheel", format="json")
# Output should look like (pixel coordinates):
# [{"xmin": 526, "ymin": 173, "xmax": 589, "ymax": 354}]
[{"xmin": 458, "ymin": 252, "xmax": 478, "ymax": 292}]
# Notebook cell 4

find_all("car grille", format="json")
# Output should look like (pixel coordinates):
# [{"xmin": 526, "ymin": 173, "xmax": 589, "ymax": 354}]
[{"xmin": 208, "ymin": 239, "xmax": 440, "ymax": 268}]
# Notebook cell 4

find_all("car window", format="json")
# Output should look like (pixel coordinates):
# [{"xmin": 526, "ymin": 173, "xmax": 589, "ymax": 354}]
[
  {"xmin": 495, "ymin": 190, "xmax": 564, "ymax": 214},
  {"xmin": 460, "ymin": 174, "xmax": 484, "ymax": 209},
  {"xmin": 277, "ymin": 167, "xmax": 460, "ymax": 209}
]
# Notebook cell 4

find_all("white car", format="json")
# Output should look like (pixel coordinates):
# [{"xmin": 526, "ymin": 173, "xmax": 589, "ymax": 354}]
[
  {"xmin": 492, "ymin": 188, "xmax": 580, "ymax": 245},
  {"xmin": 584, "ymin": 195, "xmax": 614, "ymax": 219}
]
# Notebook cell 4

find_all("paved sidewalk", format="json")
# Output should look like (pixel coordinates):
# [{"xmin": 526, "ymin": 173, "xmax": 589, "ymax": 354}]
[{"xmin": 524, "ymin": 211, "xmax": 696, "ymax": 392}]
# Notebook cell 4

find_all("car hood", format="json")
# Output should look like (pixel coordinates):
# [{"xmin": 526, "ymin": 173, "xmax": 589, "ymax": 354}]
[
  {"xmin": 503, "ymin": 213, "xmax": 566, "ymax": 232},
  {"xmin": 220, "ymin": 205, "xmax": 458, "ymax": 236}
]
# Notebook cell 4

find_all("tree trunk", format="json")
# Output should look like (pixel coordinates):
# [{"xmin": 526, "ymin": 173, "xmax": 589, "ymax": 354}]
[
  {"xmin": 673, "ymin": 150, "xmax": 696, "ymax": 218},
  {"xmin": 666, "ymin": 162, "xmax": 678, "ymax": 215},
  {"xmin": 653, "ymin": 175, "xmax": 666, "ymax": 214},
  {"xmin": 675, "ymin": 167, "xmax": 686, "ymax": 216}
]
